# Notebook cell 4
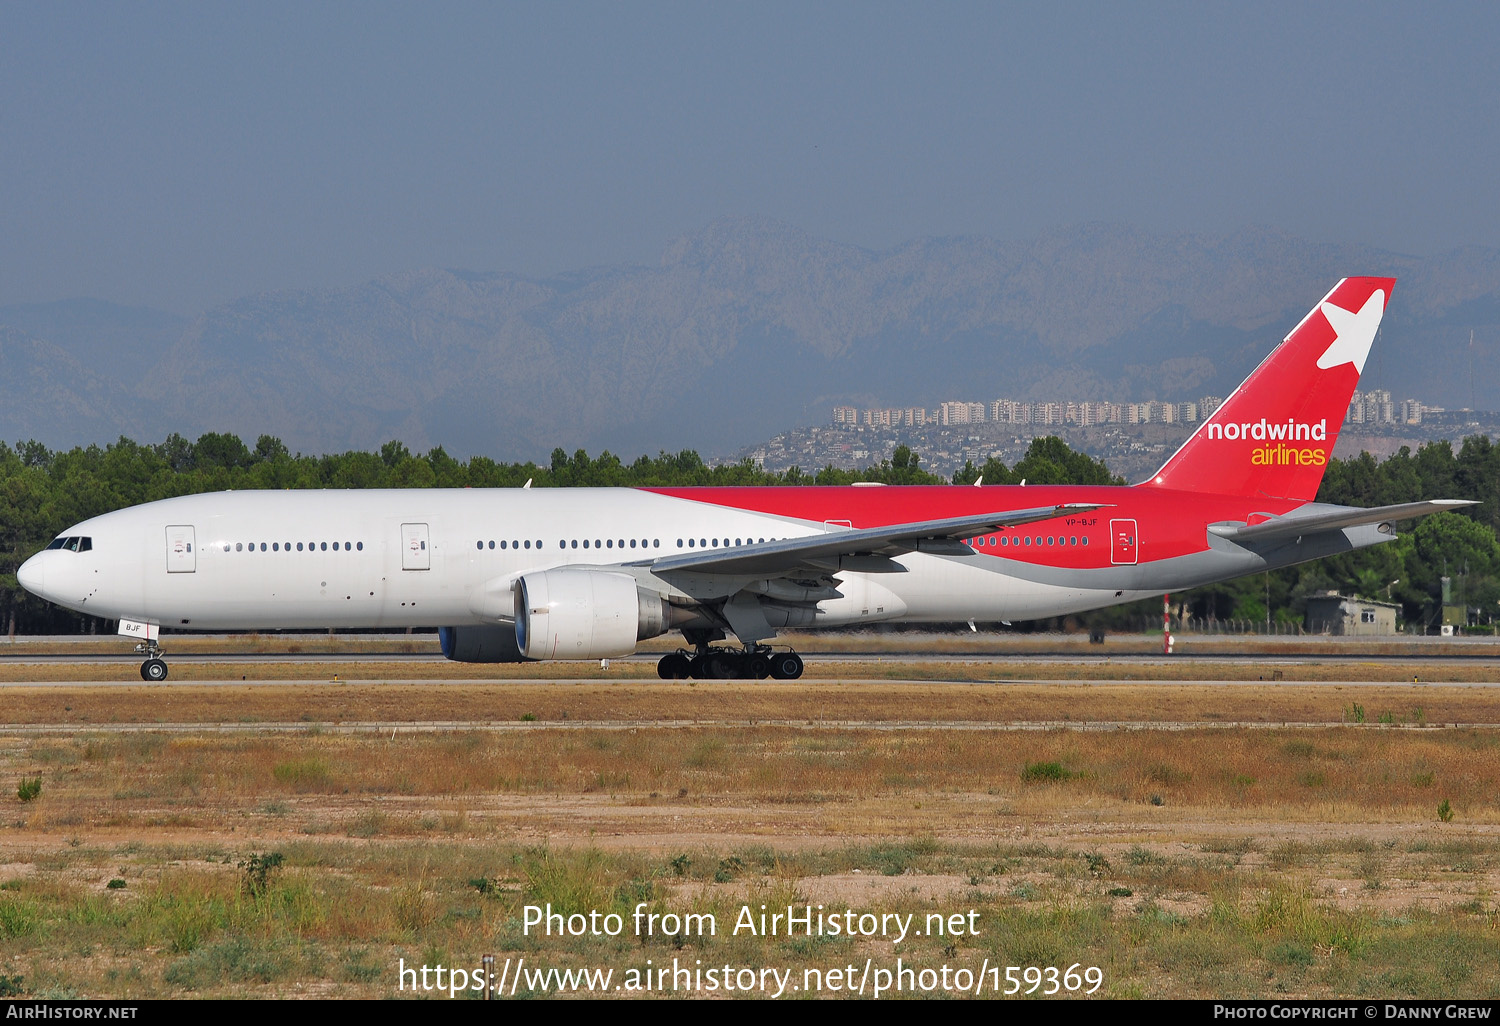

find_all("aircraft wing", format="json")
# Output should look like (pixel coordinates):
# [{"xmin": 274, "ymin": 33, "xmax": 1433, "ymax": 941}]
[
  {"xmin": 632, "ymin": 503, "xmax": 1108, "ymax": 577},
  {"xmin": 1212, "ymin": 499, "xmax": 1476, "ymax": 544}
]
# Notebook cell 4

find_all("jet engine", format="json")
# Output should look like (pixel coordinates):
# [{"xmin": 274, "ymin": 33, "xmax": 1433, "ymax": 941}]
[
  {"xmin": 514, "ymin": 569, "xmax": 675, "ymax": 660},
  {"xmin": 438, "ymin": 624, "xmax": 530, "ymax": 663}
]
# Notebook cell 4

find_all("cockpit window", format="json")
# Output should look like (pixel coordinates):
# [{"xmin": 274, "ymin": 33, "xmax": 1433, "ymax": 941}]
[{"xmin": 46, "ymin": 536, "xmax": 92, "ymax": 552}]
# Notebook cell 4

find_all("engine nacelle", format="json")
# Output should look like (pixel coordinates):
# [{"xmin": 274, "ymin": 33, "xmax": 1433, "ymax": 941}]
[
  {"xmin": 439, "ymin": 624, "xmax": 530, "ymax": 663},
  {"xmin": 514, "ymin": 569, "xmax": 672, "ymax": 660}
]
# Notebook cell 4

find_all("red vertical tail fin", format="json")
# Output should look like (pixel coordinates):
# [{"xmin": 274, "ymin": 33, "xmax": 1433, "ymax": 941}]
[{"xmin": 1143, "ymin": 277, "xmax": 1395, "ymax": 501}]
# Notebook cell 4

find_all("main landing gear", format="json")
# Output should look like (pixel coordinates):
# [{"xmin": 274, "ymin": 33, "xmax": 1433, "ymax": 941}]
[
  {"xmin": 135, "ymin": 640, "xmax": 168, "ymax": 681},
  {"xmin": 656, "ymin": 644, "xmax": 803, "ymax": 681}
]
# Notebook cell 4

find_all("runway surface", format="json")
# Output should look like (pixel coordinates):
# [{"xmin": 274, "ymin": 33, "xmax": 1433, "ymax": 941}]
[
  {"xmin": 0, "ymin": 675, "xmax": 1496, "ymax": 687},
  {"xmin": 5, "ymin": 651, "xmax": 1500, "ymax": 668}
]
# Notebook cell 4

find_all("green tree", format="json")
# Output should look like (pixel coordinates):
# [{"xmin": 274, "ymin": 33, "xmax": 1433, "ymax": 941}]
[
  {"xmin": 1403, "ymin": 511, "xmax": 1500, "ymax": 626},
  {"xmin": 252, "ymin": 434, "xmax": 290, "ymax": 463},
  {"xmin": 193, "ymin": 432, "xmax": 252, "ymax": 470},
  {"xmin": 1011, "ymin": 436, "xmax": 1123, "ymax": 486},
  {"xmin": 379, "ymin": 440, "xmax": 411, "ymax": 468}
]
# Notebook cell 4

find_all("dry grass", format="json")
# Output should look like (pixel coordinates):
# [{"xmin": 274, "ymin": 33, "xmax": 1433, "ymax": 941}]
[
  {"xmin": 0, "ymin": 679, "xmax": 1492, "ymax": 726},
  {"xmin": 4, "ymin": 724, "xmax": 1500, "ymax": 998},
  {"xmin": 5, "ymin": 647, "xmax": 1500, "ymax": 999},
  {"xmin": 5, "ymin": 726, "xmax": 1500, "ymax": 826}
]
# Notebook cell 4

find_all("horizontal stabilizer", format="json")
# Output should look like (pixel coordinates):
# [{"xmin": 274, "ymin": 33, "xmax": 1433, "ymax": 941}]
[{"xmin": 1211, "ymin": 499, "xmax": 1476, "ymax": 543}]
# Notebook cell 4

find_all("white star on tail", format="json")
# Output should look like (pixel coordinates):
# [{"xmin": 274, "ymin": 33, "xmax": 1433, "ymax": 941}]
[{"xmin": 1316, "ymin": 289, "xmax": 1386, "ymax": 373}]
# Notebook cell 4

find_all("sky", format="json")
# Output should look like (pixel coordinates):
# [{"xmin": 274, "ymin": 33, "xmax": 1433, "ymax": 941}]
[{"xmin": 3, "ymin": 1, "xmax": 1499, "ymax": 315}]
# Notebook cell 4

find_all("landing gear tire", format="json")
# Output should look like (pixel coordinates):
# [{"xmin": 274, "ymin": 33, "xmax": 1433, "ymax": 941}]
[
  {"xmin": 680, "ymin": 646, "xmax": 793, "ymax": 680},
  {"xmin": 768, "ymin": 652, "xmax": 803, "ymax": 680},
  {"xmin": 141, "ymin": 658, "xmax": 168, "ymax": 682},
  {"xmin": 657, "ymin": 653, "xmax": 691, "ymax": 679}
]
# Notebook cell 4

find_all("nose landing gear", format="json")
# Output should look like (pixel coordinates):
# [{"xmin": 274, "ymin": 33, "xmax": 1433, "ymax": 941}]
[{"xmin": 135, "ymin": 640, "xmax": 169, "ymax": 681}]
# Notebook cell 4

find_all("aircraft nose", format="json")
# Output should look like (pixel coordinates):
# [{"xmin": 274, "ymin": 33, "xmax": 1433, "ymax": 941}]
[{"xmin": 17, "ymin": 553, "xmax": 46, "ymax": 598}]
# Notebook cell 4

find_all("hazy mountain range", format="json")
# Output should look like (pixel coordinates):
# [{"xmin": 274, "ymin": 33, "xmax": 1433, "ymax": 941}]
[{"xmin": 4, "ymin": 219, "xmax": 1499, "ymax": 461}]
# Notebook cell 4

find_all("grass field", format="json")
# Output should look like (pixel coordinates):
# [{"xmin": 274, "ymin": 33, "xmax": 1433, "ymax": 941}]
[
  {"xmin": 2, "ymin": 642, "xmax": 1500, "ymax": 999},
  {"xmin": 0, "ymin": 678, "xmax": 1492, "ymax": 727}
]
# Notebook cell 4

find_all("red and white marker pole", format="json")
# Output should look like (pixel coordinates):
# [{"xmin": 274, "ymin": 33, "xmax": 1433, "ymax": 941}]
[{"xmin": 1163, "ymin": 593, "xmax": 1173, "ymax": 655}]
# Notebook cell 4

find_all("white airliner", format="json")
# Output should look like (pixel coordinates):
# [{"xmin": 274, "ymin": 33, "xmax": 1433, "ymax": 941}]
[{"xmin": 17, "ymin": 278, "xmax": 1471, "ymax": 681}]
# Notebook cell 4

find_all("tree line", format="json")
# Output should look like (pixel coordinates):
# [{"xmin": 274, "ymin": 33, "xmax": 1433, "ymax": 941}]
[{"xmin": 1, "ymin": 431, "xmax": 1495, "ymax": 635}]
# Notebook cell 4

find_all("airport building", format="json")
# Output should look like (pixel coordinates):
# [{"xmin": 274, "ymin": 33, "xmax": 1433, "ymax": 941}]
[{"xmin": 1304, "ymin": 592, "xmax": 1399, "ymax": 636}]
